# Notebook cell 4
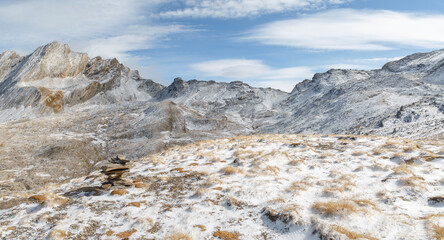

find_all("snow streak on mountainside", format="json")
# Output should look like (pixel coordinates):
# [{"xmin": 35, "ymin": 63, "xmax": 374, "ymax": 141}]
[{"xmin": 1, "ymin": 135, "xmax": 443, "ymax": 239}]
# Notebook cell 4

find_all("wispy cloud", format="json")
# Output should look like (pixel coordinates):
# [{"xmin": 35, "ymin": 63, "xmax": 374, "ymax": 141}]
[
  {"xmin": 74, "ymin": 25, "xmax": 193, "ymax": 62},
  {"xmin": 0, "ymin": 0, "xmax": 193, "ymax": 68},
  {"xmin": 157, "ymin": 0, "xmax": 351, "ymax": 18},
  {"xmin": 191, "ymin": 59, "xmax": 313, "ymax": 92},
  {"xmin": 244, "ymin": 9, "xmax": 444, "ymax": 50}
]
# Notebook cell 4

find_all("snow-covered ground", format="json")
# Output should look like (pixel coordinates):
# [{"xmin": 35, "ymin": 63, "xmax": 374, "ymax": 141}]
[{"xmin": 1, "ymin": 134, "xmax": 442, "ymax": 239}]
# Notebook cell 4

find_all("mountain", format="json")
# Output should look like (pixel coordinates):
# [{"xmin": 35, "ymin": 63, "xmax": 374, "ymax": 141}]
[
  {"xmin": 1, "ymin": 134, "xmax": 442, "ymax": 239},
  {"xmin": 262, "ymin": 56, "xmax": 444, "ymax": 139},
  {"xmin": 0, "ymin": 42, "xmax": 444, "ymax": 203}
]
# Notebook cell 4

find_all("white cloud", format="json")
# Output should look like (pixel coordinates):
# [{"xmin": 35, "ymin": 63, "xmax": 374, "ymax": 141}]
[
  {"xmin": 157, "ymin": 0, "xmax": 350, "ymax": 18},
  {"xmin": 191, "ymin": 59, "xmax": 314, "ymax": 92},
  {"xmin": 73, "ymin": 25, "xmax": 192, "ymax": 62},
  {"xmin": 244, "ymin": 9, "xmax": 444, "ymax": 50},
  {"xmin": 0, "ymin": 0, "xmax": 192, "ymax": 75}
]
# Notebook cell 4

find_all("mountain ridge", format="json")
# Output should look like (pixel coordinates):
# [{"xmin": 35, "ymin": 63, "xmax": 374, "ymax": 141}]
[{"xmin": 1, "ymin": 42, "xmax": 444, "ymax": 197}]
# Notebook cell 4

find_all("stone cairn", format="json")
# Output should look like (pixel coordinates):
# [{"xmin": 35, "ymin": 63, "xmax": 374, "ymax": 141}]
[{"xmin": 101, "ymin": 155, "xmax": 132, "ymax": 189}]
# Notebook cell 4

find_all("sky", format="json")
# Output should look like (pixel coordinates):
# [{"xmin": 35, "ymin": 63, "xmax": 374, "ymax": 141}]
[{"xmin": 1, "ymin": 0, "xmax": 444, "ymax": 92}]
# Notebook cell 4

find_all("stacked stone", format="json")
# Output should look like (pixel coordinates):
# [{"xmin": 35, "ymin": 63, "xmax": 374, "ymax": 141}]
[{"xmin": 101, "ymin": 155, "xmax": 132, "ymax": 189}]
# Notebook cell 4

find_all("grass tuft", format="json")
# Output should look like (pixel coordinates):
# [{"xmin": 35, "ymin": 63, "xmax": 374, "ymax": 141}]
[
  {"xmin": 331, "ymin": 225, "xmax": 378, "ymax": 240},
  {"xmin": 110, "ymin": 189, "xmax": 129, "ymax": 196},
  {"xmin": 220, "ymin": 166, "xmax": 243, "ymax": 175},
  {"xmin": 431, "ymin": 224, "xmax": 444, "ymax": 240},
  {"xmin": 213, "ymin": 230, "xmax": 241, "ymax": 240},
  {"xmin": 163, "ymin": 233, "xmax": 193, "ymax": 240},
  {"xmin": 115, "ymin": 229, "xmax": 136, "ymax": 238},
  {"xmin": 312, "ymin": 201, "xmax": 358, "ymax": 217}
]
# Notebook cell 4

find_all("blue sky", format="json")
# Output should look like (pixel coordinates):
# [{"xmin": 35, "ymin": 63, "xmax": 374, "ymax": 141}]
[{"xmin": 1, "ymin": 0, "xmax": 444, "ymax": 91}]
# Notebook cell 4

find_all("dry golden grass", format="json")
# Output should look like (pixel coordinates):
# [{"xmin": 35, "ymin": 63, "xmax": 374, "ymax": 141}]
[
  {"xmin": 265, "ymin": 165, "xmax": 280, "ymax": 175},
  {"xmin": 268, "ymin": 197, "xmax": 286, "ymax": 204},
  {"xmin": 288, "ymin": 158, "xmax": 305, "ymax": 166},
  {"xmin": 393, "ymin": 165, "xmax": 414, "ymax": 175},
  {"xmin": 134, "ymin": 182, "xmax": 148, "ymax": 188},
  {"xmin": 403, "ymin": 146, "xmax": 418, "ymax": 153},
  {"xmin": 193, "ymin": 188, "xmax": 209, "ymax": 197},
  {"xmin": 128, "ymin": 202, "xmax": 141, "ymax": 207},
  {"xmin": 29, "ymin": 195, "xmax": 46, "ymax": 203},
  {"xmin": 414, "ymin": 148, "xmax": 440, "ymax": 162},
  {"xmin": 352, "ymin": 151, "xmax": 366, "ymax": 156},
  {"xmin": 381, "ymin": 140, "xmax": 399, "ymax": 149},
  {"xmin": 226, "ymin": 197, "xmax": 245, "ymax": 208},
  {"xmin": 48, "ymin": 229, "xmax": 66, "ymax": 240},
  {"xmin": 202, "ymin": 177, "xmax": 223, "ymax": 187},
  {"xmin": 323, "ymin": 187, "xmax": 344, "ymax": 195},
  {"xmin": 319, "ymin": 152, "xmax": 334, "ymax": 159},
  {"xmin": 287, "ymin": 180, "xmax": 313, "ymax": 192},
  {"xmin": 110, "ymin": 189, "xmax": 129, "ymax": 196},
  {"xmin": 351, "ymin": 199, "xmax": 377, "ymax": 209},
  {"xmin": 265, "ymin": 149, "xmax": 290, "ymax": 159},
  {"xmin": 398, "ymin": 176, "xmax": 425, "ymax": 188},
  {"xmin": 115, "ymin": 229, "xmax": 137, "ymax": 238},
  {"xmin": 105, "ymin": 230, "xmax": 114, "ymax": 236},
  {"xmin": 193, "ymin": 225, "xmax": 206, "ymax": 232},
  {"xmin": 268, "ymin": 203, "xmax": 305, "ymax": 226},
  {"xmin": 148, "ymin": 156, "xmax": 165, "ymax": 166},
  {"xmin": 233, "ymin": 149, "xmax": 255, "ymax": 158},
  {"xmin": 45, "ymin": 195, "xmax": 69, "ymax": 207},
  {"xmin": 372, "ymin": 148, "xmax": 384, "ymax": 156},
  {"xmin": 326, "ymin": 173, "xmax": 356, "ymax": 191},
  {"xmin": 220, "ymin": 166, "xmax": 243, "ymax": 175},
  {"xmin": 171, "ymin": 167, "xmax": 188, "ymax": 173},
  {"xmin": 312, "ymin": 201, "xmax": 358, "ymax": 217},
  {"xmin": 163, "ymin": 233, "xmax": 193, "ymax": 240},
  {"xmin": 331, "ymin": 225, "xmax": 378, "ymax": 240},
  {"xmin": 431, "ymin": 224, "xmax": 444, "ymax": 240},
  {"xmin": 213, "ymin": 230, "xmax": 241, "ymax": 240}
]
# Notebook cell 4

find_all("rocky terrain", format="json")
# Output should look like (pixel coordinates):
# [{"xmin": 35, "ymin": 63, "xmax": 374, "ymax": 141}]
[
  {"xmin": 1, "ymin": 134, "xmax": 443, "ymax": 239},
  {"xmin": 0, "ymin": 42, "xmax": 444, "ymax": 239}
]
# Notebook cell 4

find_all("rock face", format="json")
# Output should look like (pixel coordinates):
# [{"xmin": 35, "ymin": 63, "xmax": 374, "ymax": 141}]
[{"xmin": 1, "ymin": 42, "xmax": 444, "ymax": 196}]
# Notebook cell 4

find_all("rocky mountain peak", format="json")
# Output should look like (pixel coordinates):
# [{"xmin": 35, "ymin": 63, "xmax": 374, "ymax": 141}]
[
  {"xmin": 382, "ymin": 49, "xmax": 444, "ymax": 74},
  {"xmin": 155, "ymin": 77, "xmax": 189, "ymax": 99},
  {"xmin": 172, "ymin": 77, "xmax": 188, "ymax": 91},
  {"xmin": 8, "ymin": 41, "xmax": 89, "ymax": 84},
  {"xmin": 0, "ymin": 51, "xmax": 22, "ymax": 83},
  {"xmin": 0, "ymin": 42, "xmax": 167, "ymax": 119}
]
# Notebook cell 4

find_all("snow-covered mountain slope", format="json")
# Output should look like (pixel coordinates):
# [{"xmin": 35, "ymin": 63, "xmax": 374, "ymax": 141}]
[
  {"xmin": 156, "ymin": 77, "xmax": 288, "ymax": 131},
  {"xmin": 2, "ymin": 42, "xmax": 444, "ymax": 200},
  {"xmin": 260, "ymin": 50, "xmax": 444, "ymax": 139},
  {"xmin": 0, "ymin": 42, "xmax": 290, "ymax": 196},
  {"xmin": 0, "ymin": 41, "xmax": 164, "ymax": 121},
  {"xmin": 1, "ymin": 134, "xmax": 442, "ymax": 239},
  {"xmin": 2, "ymin": 42, "xmax": 444, "ymax": 140}
]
